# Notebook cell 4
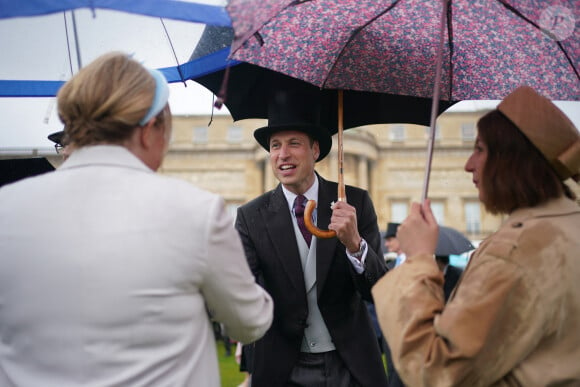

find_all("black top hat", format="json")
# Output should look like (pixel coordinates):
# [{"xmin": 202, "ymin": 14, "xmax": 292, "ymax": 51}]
[
  {"xmin": 385, "ymin": 222, "xmax": 400, "ymax": 239},
  {"xmin": 47, "ymin": 130, "xmax": 65, "ymax": 145},
  {"xmin": 254, "ymin": 90, "xmax": 332, "ymax": 162}
]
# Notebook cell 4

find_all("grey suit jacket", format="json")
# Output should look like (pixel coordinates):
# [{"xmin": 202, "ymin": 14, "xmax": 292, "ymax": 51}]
[{"xmin": 236, "ymin": 174, "xmax": 388, "ymax": 387}]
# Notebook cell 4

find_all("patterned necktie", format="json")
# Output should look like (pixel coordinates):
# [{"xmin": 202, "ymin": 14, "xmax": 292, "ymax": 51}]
[{"xmin": 293, "ymin": 194, "xmax": 312, "ymax": 247}]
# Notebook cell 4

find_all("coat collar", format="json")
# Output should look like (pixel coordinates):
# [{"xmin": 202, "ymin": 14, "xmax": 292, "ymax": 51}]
[
  {"xmin": 506, "ymin": 196, "xmax": 580, "ymax": 224},
  {"xmin": 472, "ymin": 196, "xmax": 580, "ymax": 269},
  {"xmin": 59, "ymin": 145, "xmax": 152, "ymax": 173},
  {"xmin": 262, "ymin": 184, "xmax": 305, "ymax": 295}
]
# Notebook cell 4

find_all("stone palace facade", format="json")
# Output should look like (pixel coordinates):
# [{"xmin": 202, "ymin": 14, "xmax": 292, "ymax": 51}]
[
  {"xmin": 6, "ymin": 109, "xmax": 579, "ymax": 244},
  {"xmin": 161, "ymin": 109, "xmax": 500, "ymax": 243}
]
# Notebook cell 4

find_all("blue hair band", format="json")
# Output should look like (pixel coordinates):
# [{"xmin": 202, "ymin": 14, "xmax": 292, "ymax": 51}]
[{"xmin": 139, "ymin": 68, "xmax": 170, "ymax": 126}]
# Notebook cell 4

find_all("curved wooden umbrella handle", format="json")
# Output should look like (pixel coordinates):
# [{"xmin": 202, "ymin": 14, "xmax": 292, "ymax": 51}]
[
  {"xmin": 303, "ymin": 90, "xmax": 345, "ymax": 240},
  {"xmin": 304, "ymin": 199, "xmax": 337, "ymax": 239}
]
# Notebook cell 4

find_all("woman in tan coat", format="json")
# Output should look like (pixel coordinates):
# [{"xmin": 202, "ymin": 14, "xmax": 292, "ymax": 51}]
[{"xmin": 372, "ymin": 86, "xmax": 580, "ymax": 386}]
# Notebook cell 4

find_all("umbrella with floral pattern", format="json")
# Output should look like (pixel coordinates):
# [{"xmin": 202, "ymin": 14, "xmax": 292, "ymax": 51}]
[
  {"xmin": 228, "ymin": 0, "xmax": 579, "ymax": 101},
  {"xmin": 225, "ymin": 0, "xmax": 579, "ymax": 237}
]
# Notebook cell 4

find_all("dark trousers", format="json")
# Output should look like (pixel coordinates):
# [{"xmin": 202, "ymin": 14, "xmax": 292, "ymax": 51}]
[
  {"xmin": 384, "ymin": 341, "xmax": 405, "ymax": 387},
  {"xmin": 287, "ymin": 351, "xmax": 361, "ymax": 387}
]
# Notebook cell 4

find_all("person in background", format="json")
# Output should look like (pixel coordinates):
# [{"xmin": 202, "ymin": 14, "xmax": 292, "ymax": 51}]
[
  {"xmin": 235, "ymin": 342, "xmax": 253, "ymax": 387},
  {"xmin": 235, "ymin": 90, "xmax": 388, "ymax": 387},
  {"xmin": 0, "ymin": 52, "xmax": 273, "ymax": 387},
  {"xmin": 434, "ymin": 255, "xmax": 463, "ymax": 302},
  {"xmin": 384, "ymin": 222, "xmax": 405, "ymax": 268},
  {"xmin": 48, "ymin": 130, "xmax": 74, "ymax": 160},
  {"xmin": 373, "ymin": 86, "xmax": 580, "ymax": 386},
  {"xmin": 380, "ymin": 224, "xmax": 407, "ymax": 387},
  {"xmin": 365, "ymin": 300, "xmax": 404, "ymax": 387}
]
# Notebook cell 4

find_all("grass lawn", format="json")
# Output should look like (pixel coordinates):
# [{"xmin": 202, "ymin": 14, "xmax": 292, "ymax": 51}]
[{"xmin": 217, "ymin": 340, "xmax": 247, "ymax": 387}]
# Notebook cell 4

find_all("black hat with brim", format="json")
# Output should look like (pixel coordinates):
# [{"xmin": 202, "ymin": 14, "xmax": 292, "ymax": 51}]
[
  {"xmin": 253, "ymin": 90, "xmax": 332, "ymax": 162},
  {"xmin": 254, "ymin": 124, "xmax": 332, "ymax": 162},
  {"xmin": 385, "ymin": 222, "xmax": 400, "ymax": 239},
  {"xmin": 47, "ymin": 130, "xmax": 64, "ymax": 145}
]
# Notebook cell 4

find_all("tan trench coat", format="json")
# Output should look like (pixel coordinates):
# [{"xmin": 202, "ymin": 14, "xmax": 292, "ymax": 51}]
[{"xmin": 373, "ymin": 196, "xmax": 580, "ymax": 386}]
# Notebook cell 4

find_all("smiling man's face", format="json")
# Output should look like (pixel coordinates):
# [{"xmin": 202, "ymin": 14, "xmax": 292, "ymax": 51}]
[{"xmin": 269, "ymin": 130, "xmax": 319, "ymax": 195}]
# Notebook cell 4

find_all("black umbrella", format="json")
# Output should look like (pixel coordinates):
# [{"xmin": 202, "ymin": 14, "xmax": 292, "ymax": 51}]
[
  {"xmin": 435, "ymin": 226, "xmax": 475, "ymax": 257},
  {"xmin": 196, "ymin": 62, "xmax": 457, "ymax": 131},
  {"xmin": 190, "ymin": 26, "xmax": 457, "ymax": 132},
  {"xmin": 0, "ymin": 158, "xmax": 55, "ymax": 188}
]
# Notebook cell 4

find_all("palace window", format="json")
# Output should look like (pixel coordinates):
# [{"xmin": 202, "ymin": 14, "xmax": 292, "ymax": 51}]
[
  {"xmin": 227, "ymin": 126, "xmax": 243, "ymax": 143},
  {"xmin": 193, "ymin": 126, "xmax": 208, "ymax": 144},
  {"xmin": 431, "ymin": 200, "xmax": 445, "ymax": 225},
  {"xmin": 425, "ymin": 124, "xmax": 441, "ymax": 140},
  {"xmin": 464, "ymin": 201, "xmax": 481, "ymax": 234},
  {"xmin": 461, "ymin": 123, "xmax": 476, "ymax": 141},
  {"xmin": 390, "ymin": 125, "xmax": 405, "ymax": 142},
  {"xmin": 390, "ymin": 200, "xmax": 408, "ymax": 223}
]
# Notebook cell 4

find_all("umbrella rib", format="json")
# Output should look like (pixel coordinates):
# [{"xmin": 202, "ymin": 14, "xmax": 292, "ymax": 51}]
[
  {"xmin": 160, "ymin": 18, "xmax": 186, "ymax": 85},
  {"xmin": 63, "ymin": 12, "xmax": 75, "ymax": 76},
  {"xmin": 446, "ymin": 0, "xmax": 454, "ymax": 101},
  {"xmin": 70, "ymin": 10, "xmax": 82, "ymax": 70},
  {"xmin": 321, "ymin": 0, "xmax": 401, "ymax": 89},
  {"xmin": 496, "ymin": 0, "xmax": 580, "ymax": 81},
  {"xmin": 556, "ymin": 41, "xmax": 580, "ymax": 80}
]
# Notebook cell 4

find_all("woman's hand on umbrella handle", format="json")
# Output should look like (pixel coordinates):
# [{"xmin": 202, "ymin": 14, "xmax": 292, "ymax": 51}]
[
  {"xmin": 398, "ymin": 199, "xmax": 439, "ymax": 257},
  {"xmin": 304, "ymin": 200, "xmax": 337, "ymax": 239}
]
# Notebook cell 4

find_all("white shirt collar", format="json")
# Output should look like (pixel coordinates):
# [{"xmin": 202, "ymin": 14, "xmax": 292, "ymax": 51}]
[{"xmin": 281, "ymin": 174, "xmax": 319, "ymax": 214}]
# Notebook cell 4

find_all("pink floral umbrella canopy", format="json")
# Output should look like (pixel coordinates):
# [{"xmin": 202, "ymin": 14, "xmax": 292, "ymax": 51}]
[{"xmin": 227, "ymin": 0, "xmax": 579, "ymax": 101}]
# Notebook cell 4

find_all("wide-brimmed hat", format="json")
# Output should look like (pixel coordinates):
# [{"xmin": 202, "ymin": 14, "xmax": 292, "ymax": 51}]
[
  {"xmin": 497, "ymin": 86, "xmax": 580, "ymax": 183},
  {"xmin": 254, "ymin": 91, "xmax": 332, "ymax": 162},
  {"xmin": 385, "ymin": 222, "xmax": 400, "ymax": 239}
]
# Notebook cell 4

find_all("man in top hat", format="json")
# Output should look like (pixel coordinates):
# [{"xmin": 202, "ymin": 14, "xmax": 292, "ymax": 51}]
[
  {"xmin": 384, "ymin": 222, "xmax": 406, "ymax": 269},
  {"xmin": 235, "ymin": 90, "xmax": 389, "ymax": 387}
]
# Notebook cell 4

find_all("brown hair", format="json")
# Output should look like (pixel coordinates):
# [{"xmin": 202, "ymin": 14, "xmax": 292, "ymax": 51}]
[
  {"xmin": 477, "ymin": 110, "xmax": 575, "ymax": 214},
  {"xmin": 57, "ymin": 52, "xmax": 165, "ymax": 147}
]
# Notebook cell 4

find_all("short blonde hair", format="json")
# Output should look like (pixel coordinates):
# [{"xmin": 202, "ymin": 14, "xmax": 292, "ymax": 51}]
[{"xmin": 57, "ymin": 52, "xmax": 161, "ymax": 147}]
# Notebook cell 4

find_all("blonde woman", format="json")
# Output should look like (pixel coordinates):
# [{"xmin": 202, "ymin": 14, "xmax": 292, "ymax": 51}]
[{"xmin": 0, "ymin": 52, "xmax": 272, "ymax": 387}]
